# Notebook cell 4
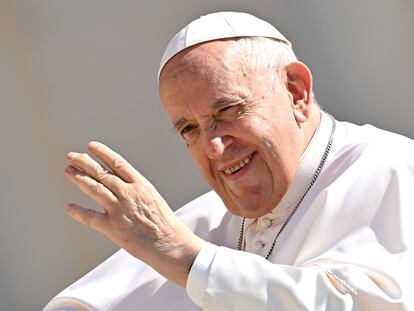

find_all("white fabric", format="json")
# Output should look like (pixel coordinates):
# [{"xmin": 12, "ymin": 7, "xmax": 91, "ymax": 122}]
[
  {"xmin": 158, "ymin": 11, "xmax": 291, "ymax": 80},
  {"xmin": 186, "ymin": 242, "xmax": 218, "ymax": 306},
  {"xmin": 44, "ymin": 112, "xmax": 414, "ymax": 310},
  {"xmin": 44, "ymin": 192, "xmax": 233, "ymax": 311}
]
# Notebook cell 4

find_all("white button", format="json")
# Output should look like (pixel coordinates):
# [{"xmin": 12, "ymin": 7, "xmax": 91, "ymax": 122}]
[{"xmin": 254, "ymin": 240, "xmax": 266, "ymax": 252}]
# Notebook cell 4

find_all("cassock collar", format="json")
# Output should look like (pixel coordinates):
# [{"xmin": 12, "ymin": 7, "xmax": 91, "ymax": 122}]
[{"xmin": 247, "ymin": 111, "xmax": 333, "ymax": 229}]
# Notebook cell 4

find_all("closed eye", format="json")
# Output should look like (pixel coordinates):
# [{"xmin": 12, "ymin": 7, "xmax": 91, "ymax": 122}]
[
  {"xmin": 216, "ymin": 104, "xmax": 242, "ymax": 119},
  {"xmin": 218, "ymin": 105, "xmax": 235, "ymax": 112}
]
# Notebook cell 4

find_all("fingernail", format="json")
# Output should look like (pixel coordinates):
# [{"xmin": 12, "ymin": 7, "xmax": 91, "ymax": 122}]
[
  {"xmin": 67, "ymin": 152, "xmax": 75, "ymax": 160},
  {"xmin": 65, "ymin": 203, "xmax": 73, "ymax": 210},
  {"xmin": 65, "ymin": 166, "xmax": 76, "ymax": 174},
  {"xmin": 88, "ymin": 141, "xmax": 98, "ymax": 149}
]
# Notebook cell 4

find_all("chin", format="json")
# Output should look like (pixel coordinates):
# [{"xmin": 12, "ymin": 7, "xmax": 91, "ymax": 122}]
[{"xmin": 223, "ymin": 199, "xmax": 271, "ymax": 219}]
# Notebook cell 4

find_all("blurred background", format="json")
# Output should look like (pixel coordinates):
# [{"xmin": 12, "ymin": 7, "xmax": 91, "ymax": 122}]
[{"xmin": 0, "ymin": 0, "xmax": 413, "ymax": 309}]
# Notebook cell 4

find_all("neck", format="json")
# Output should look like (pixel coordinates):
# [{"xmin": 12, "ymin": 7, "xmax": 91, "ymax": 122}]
[{"xmin": 300, "ymin": 104, "xmax": 321, "ymax": 156}]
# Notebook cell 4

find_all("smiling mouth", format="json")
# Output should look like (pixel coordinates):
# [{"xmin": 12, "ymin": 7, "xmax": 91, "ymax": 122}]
[{"xmin": 223, "ymin": 154, "xmax": 254, "ymax": 175}]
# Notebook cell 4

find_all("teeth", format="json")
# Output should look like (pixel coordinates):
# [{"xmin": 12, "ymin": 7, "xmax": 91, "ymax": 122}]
[{"xmin": 223, "ymin": 155, "xmax": 252, "ymax": 175}]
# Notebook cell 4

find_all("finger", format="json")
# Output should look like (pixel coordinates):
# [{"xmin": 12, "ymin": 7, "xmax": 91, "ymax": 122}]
[
  {"xmin": 65, "ymin": 203, "xmax": 108, "ymax": 233},
  {"xmin": 65, "ymin": 165, "xmax": 119, "ymax": 213},
  {"xmin": 67, "ymin": 151, "xmax": 123, "ymax": 193},
  {"xmin": 87, "ymin": 141, "xmax": 140, "ymax": 183}
]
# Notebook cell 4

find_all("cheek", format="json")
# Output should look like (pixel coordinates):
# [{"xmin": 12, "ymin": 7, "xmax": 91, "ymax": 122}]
[{"xmin": 240, "ymin": 118, "xmax": 275, "ymax": 146}]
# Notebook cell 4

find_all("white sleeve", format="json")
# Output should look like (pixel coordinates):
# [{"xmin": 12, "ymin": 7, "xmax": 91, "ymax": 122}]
[
  {"xmin": 186, "ymin": 242, "xmax": 407, "ymax": 311},
  {"xmin": 186, "ymin": 244, "xmax": 354, "ymax": 310}
]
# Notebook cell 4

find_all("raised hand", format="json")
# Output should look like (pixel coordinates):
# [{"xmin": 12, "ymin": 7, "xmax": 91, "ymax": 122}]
[{"xmin": 64, "ymin": 141, "xmax": 204, "ymax": 286}]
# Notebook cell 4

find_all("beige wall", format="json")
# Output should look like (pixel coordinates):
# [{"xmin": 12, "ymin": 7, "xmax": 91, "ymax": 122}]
[{"xmin": 0, "ymin": 0, "xmax": 413, "ymax": 309}]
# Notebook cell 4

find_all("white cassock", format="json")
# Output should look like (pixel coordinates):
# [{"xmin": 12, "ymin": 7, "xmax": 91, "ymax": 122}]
[{"xmin": 44, "ymin": 112, "xmax": 414, "ymax": 310}]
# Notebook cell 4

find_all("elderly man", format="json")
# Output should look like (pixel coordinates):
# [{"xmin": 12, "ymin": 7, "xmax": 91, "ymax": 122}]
[{"xmin": 45, "ymin": 12, "xmax": 412, "ymax": 310}]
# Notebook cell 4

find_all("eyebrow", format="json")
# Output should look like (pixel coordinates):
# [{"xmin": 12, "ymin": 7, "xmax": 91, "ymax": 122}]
[
  {"xmin": 173, "ymin": 117, "xmax": 188, "ymax": 132},
  {"xmin": 214, "ymin": 95, "xmax": 244, "ymax": 109},
  {"xmin": 172, "ymin": 94, "xmax": 245, "ymax": 131}
]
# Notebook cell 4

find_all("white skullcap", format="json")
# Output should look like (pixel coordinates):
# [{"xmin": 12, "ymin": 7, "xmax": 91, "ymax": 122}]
[{"xmin": 158, "ymin": 11, "xmax": 291, "ymax": 81}]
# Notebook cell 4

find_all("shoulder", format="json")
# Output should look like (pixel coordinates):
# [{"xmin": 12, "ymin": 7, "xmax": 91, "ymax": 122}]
[
  {"xmin": 333, "ymin": 120, "xmax": 414, "ymax": 171},
  {"xmin": 320, "ymin": 119, "xmax": 414, "ymax": 206}
]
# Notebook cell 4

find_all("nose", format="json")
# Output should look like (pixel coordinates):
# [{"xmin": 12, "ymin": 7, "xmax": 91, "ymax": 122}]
[{"xmin": 204, "ymin": 135, "xmax": 233, "ymax": 159}]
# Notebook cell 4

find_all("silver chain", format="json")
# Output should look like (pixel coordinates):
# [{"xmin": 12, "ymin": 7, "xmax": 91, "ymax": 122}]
[{"xmin": 237, "ymin": 115, "xmax": 336, "ymax": 260}]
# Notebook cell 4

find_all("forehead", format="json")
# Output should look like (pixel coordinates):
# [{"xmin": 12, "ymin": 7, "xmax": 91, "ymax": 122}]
[
  {"xmin": 159, "ymin": 40, "xmax": 246, "ymax": 114},
  {"xmin": 159, "ymin": 40, "xmax": 234, "ymax": 95}
]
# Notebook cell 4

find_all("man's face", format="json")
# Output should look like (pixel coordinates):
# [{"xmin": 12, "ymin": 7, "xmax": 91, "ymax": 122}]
[{"xmin": 159, "ymin": 41, "xmax": 307, "ymax": 218}]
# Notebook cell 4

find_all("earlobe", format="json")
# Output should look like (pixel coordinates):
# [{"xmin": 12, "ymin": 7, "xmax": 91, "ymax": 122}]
[
  {"xmin": 293, "ymin": 106, "xmax": 308, "ymax": 123},
  {"xmin": 285, "ymin": 62, "xmax": 313, "ymax": 123}
]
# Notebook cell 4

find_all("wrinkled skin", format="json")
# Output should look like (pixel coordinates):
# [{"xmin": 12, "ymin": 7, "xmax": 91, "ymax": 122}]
[
  {"xmin": 64, "ymin": 142, "xmax": 204, "ymax": 286},
  {"xmin": 64, "ymin": 40, "xmax": 320, "ymax": 286},
  {"xmin": 159, "ymin": 40, "xmax": 320, "ymax": 218}
]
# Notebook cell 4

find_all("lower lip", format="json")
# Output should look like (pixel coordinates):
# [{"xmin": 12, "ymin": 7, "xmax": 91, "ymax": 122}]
[{"xmin": 223, "ymin": 153, "xmax": 255, "ymax": 180}]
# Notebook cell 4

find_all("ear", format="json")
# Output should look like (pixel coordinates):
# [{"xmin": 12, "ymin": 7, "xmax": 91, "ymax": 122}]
[{"xmin": 284, "ymin": 62, "xmax": 313, "ymax": 124}]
